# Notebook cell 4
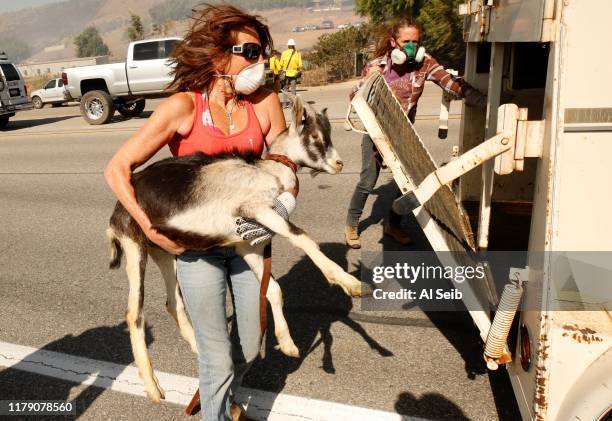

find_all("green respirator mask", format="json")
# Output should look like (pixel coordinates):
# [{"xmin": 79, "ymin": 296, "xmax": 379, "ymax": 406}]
[{"xmin": 390, "ymin": 41, "xmax": 426, "ymax": 65}]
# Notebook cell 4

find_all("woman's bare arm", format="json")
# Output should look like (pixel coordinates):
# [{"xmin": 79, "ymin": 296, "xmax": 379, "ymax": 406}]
[
  {"xmin": 104, "ymin": 92, "xmax": 194, "ymax": 254},
  {"xmin": 263, "ymin": 91, "xmax": 287, "ymax": 144}
]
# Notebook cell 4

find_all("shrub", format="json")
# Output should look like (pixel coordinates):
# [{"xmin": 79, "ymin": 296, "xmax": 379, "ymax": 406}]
[
  {"xmin": 301, "ymin": 66, "xmax": 329, "ymax": 86},
  {"xmin": 304, "ymin": 26, "xmax": 371, "ymax": 83}
]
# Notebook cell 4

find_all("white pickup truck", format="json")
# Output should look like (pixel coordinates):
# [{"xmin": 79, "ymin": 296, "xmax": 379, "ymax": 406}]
[
  {"xmin": 63, "ymin": 37, "xmax": 181, "ymax": 125},
  {"xmin": 30, "ymin": 78, "xmax": 71, "ymax": 108}
]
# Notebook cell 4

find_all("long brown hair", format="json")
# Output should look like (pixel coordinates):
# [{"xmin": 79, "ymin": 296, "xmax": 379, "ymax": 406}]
[
  {"xmin": 373, "ymin": 18, "xmax": 421, "ymax": 59},
  {"xmin": 168, "ymin": 4, "xmax": 272, "ymax": 92}
]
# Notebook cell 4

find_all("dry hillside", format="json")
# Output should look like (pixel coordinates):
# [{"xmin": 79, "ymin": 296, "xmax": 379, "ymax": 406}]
[
  {"xmin": 261, "ymin": 7, "xmax": 360, "ymax": 50},
  {"xmin": 0, "ymin": 0, "xmax": 159, "ymax": 62},
  {"xmin": 0, "ymin": 0, "xmax": 360, "ymax": 63}
]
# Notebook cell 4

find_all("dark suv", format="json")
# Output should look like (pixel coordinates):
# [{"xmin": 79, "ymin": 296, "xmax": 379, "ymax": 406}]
[{"xmin": 0, "ymin": 52, "xmax": 33, "ymax": 129}]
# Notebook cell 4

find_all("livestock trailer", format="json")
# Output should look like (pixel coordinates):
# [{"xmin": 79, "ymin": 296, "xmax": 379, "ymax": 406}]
[{"xmin": 350, "ymin": 0, "xmax": 611, "ymax": 419}]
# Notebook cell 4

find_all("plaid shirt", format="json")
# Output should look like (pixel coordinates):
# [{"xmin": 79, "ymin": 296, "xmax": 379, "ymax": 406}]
[{"xmin": 351, "ymin": 53, "xmax": 484, "ymax": 122}]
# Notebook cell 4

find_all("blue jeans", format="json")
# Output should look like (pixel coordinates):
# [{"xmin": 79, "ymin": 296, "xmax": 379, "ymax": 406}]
[{"xmin": 176, "ymin": 247, "xmax": 262, "ymax": 421}]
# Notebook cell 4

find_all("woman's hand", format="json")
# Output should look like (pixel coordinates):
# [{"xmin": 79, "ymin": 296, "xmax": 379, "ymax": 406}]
[
  {"xmin": 144, "ymin": 226, "xmax": 186, "ymax": 255},
  {"xmin": 235, "ymin": 192, "xmax": 296, "ymax": 246}
]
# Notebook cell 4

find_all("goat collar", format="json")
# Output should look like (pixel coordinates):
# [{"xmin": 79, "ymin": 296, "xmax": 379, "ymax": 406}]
[{"xmin": 265, "ymin": 153, "xmax": 299, "ymax": 174}]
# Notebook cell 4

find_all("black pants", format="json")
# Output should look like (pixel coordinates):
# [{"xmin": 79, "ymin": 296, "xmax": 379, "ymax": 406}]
[{"xmin": 346, "ymin": 134, "xmax": 402, "ymax": 228}]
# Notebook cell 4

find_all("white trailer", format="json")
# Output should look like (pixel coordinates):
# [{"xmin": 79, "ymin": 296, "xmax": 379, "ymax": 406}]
[
  {"xmin": 458, "ymin": 2, "xmax": 611, "ymax": 419},
  {"xmin": 349, "ymin": 1, "xmax": 611, "ymax": 419}
]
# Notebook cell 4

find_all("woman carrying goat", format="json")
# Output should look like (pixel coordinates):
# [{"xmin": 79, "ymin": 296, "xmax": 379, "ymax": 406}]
[{"xmin": 104, "ymin": 5, "xmax": 288, "ymax": 420}]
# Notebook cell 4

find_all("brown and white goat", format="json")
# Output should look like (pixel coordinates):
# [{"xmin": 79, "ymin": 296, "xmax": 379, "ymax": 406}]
[{"xmin": 106, "ymin": 96, "xmax": 362, "ymax": 402}]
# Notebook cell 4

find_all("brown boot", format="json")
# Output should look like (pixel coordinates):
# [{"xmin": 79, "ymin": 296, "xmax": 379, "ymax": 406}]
[
  {"xmin": 345, "ymin": 225, "xmax": 361, "ymax": 249},
  {"xmin": 231, "ymin": 402, "xmax": 247, "ymax": 421},
  {"xmin": 383, "ymin": 223, "xmax": 412, "ymax": 245}
]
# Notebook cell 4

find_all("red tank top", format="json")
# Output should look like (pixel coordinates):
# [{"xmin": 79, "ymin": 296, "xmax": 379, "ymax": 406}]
[{"xmin": 169, "ymin": 91, "xmax": 265, "ymax": 157}]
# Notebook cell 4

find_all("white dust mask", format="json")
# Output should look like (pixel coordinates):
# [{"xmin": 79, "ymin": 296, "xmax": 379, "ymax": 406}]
[{"xmin": 219, "ymin": 62, "xmax": 266, "ymax": 95}]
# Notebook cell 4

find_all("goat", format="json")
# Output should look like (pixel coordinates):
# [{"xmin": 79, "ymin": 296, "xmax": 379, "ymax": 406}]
[{"xmin": 106, "ymin": 96, "xmax": 362, "ymax": 402}]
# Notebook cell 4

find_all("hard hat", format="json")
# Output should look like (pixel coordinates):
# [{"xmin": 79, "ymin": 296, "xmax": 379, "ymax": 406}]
[{"xmin": 287, "ymin": 38, "xmax": 296, "ymax": 46}]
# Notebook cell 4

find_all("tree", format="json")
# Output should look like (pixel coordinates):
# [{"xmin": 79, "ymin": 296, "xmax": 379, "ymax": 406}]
[
  {"xmin": 306, "ymin": 26, "xmax": 371, "ymax": 81},
  {"xmin": 127, "ymin": 13, "xmax": 145, "ymax": 42},
  {"xmin": 355, "ymin": 0, "xmax": 466, "ymax": 70},
  {"xmin": 151, "ymin": 20, "xmax": 176, "ymax": 36},
  {"xmin": 356, "ymin": 0, "xmax": 423, "ymax": 23},
  {"xmin": 74, "ymin": 26, "xmax": 110, "ymax": 58},
  {"xmin": 163, "ymin": 21, "xmax": 175, "ymax": 36},
  {"xmin": 417, "ymin": 0, "xmax": 465, "ymax": 69}
]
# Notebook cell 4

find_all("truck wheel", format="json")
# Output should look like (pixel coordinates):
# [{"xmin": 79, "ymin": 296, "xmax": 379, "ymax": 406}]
[
  {"xmin": 32, "ymin": 96, "xmax": 43, "ymax": 109},
  {"xmin": 0, "ymin": 115, "xmax": 8, "ymax": 129},
  {"xmin": 81, "ymin": 90, "xmax": 115, "ymax": 125},
  {"xmin": 117, "ymin": 99, "xmax": 146, "ymax": 118}
]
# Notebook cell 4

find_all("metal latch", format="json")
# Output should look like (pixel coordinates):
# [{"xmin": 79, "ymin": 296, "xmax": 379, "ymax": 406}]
[
  {"xmin": 393, "ymin": 103, "xmax": 544, "ymax": 214},
  {"xmin": 458, "ymin": 0, "xmax": 496, "ymax": 36},
  {"xmin": 458, "ymin": 0, "xmax": 496, "ymax": 16}
]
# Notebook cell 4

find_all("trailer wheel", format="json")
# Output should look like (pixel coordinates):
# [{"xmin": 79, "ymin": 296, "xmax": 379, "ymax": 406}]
[
  {"xmin": 81, "ymin": 90, "xmax": 115, "ymax": 125},
  {"xmin": 0, "ymin": 115, "xmax": 8, "ymax": 129},
  {"xmin": 117, "ymin": 99, "xmax": 146, "ymax": 118}
]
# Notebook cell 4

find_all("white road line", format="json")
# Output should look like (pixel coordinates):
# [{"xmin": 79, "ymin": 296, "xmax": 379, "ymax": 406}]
[
  {"xmin": 0, "ymin": 340, "xmax": 415, "ymax": 421},
  {"xmin": 0, "ymin": 340, "xmax": 196, "ymax": 403}
]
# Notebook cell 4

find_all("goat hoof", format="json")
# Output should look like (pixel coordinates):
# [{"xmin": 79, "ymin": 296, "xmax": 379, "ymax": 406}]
[
  {"xmin": 145, "ymin": 377, "xmax": 165, "ymax": 403},
  {"xmin": 333, "ymin": 272, "xmax": 362, "ymax": 297},
  {"xmin": 326, "ymin": 269, "xmax": 363, "ymax": 298},
  {"xmin": 275, "ymin": 343, "xmax": 300, "ymax": 358},
  {"xmin": 342, "ymin": 285, "xmax": 362, "ymax": 298},
  {"xmin": 145, "ymin": 387, "xmax": 165, "ymax": 403}
]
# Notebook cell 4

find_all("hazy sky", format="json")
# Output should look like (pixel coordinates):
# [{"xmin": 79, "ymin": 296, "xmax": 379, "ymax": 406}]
[{"xmin": 0, "ymin": 0, "xmax": 66, "ymax": 14}]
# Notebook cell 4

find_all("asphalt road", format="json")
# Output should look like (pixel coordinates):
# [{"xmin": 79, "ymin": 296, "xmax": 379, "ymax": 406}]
[{"xmin": 0, "ymin": 82, "xmax": 520, "ymax": 420}]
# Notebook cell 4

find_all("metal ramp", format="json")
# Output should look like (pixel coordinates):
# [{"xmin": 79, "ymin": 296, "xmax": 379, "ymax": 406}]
[{"xmin": 350, "ymin": 74, "xmax": 494, "ymax": 340}]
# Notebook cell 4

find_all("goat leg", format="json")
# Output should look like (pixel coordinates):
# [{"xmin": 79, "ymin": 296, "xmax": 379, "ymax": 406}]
[
  {"xmin": 244, "ymin": 207, "xmax": 362, "ymax": 297},
  {"xmin": 235, "ymin": 243, "xmax": 300, "ymax": 358},
  {"xmin": 121, "ymin": 236, "xmax": 165, "ymax": 403},
  {"xmin": 148, "ymin": 248, "xmax": 198, "ymax": 355}
]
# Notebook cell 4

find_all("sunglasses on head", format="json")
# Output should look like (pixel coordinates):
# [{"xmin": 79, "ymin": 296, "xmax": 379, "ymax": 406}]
[{"xmin": 230, "ymin": 42, "xmax": 270, "ymax": 60}]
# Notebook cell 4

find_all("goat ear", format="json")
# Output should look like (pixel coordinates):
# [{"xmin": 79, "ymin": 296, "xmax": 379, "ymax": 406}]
[
  {"xmin": 321, "ymin": 107, "xmax": 328, "ymax": 117},
  {"xmin": 292, "ymin": 95, "xmax": 305, "ymax": 128}
]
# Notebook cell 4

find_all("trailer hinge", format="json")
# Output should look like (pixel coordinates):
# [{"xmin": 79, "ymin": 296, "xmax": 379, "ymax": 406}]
[
  {"xmin": 494, "ymin": 105, "xmax": 544, "ymax": 174},
  {"xmin": 393, "ymin": 103, "xmax": 543, "ymax": 214}
]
